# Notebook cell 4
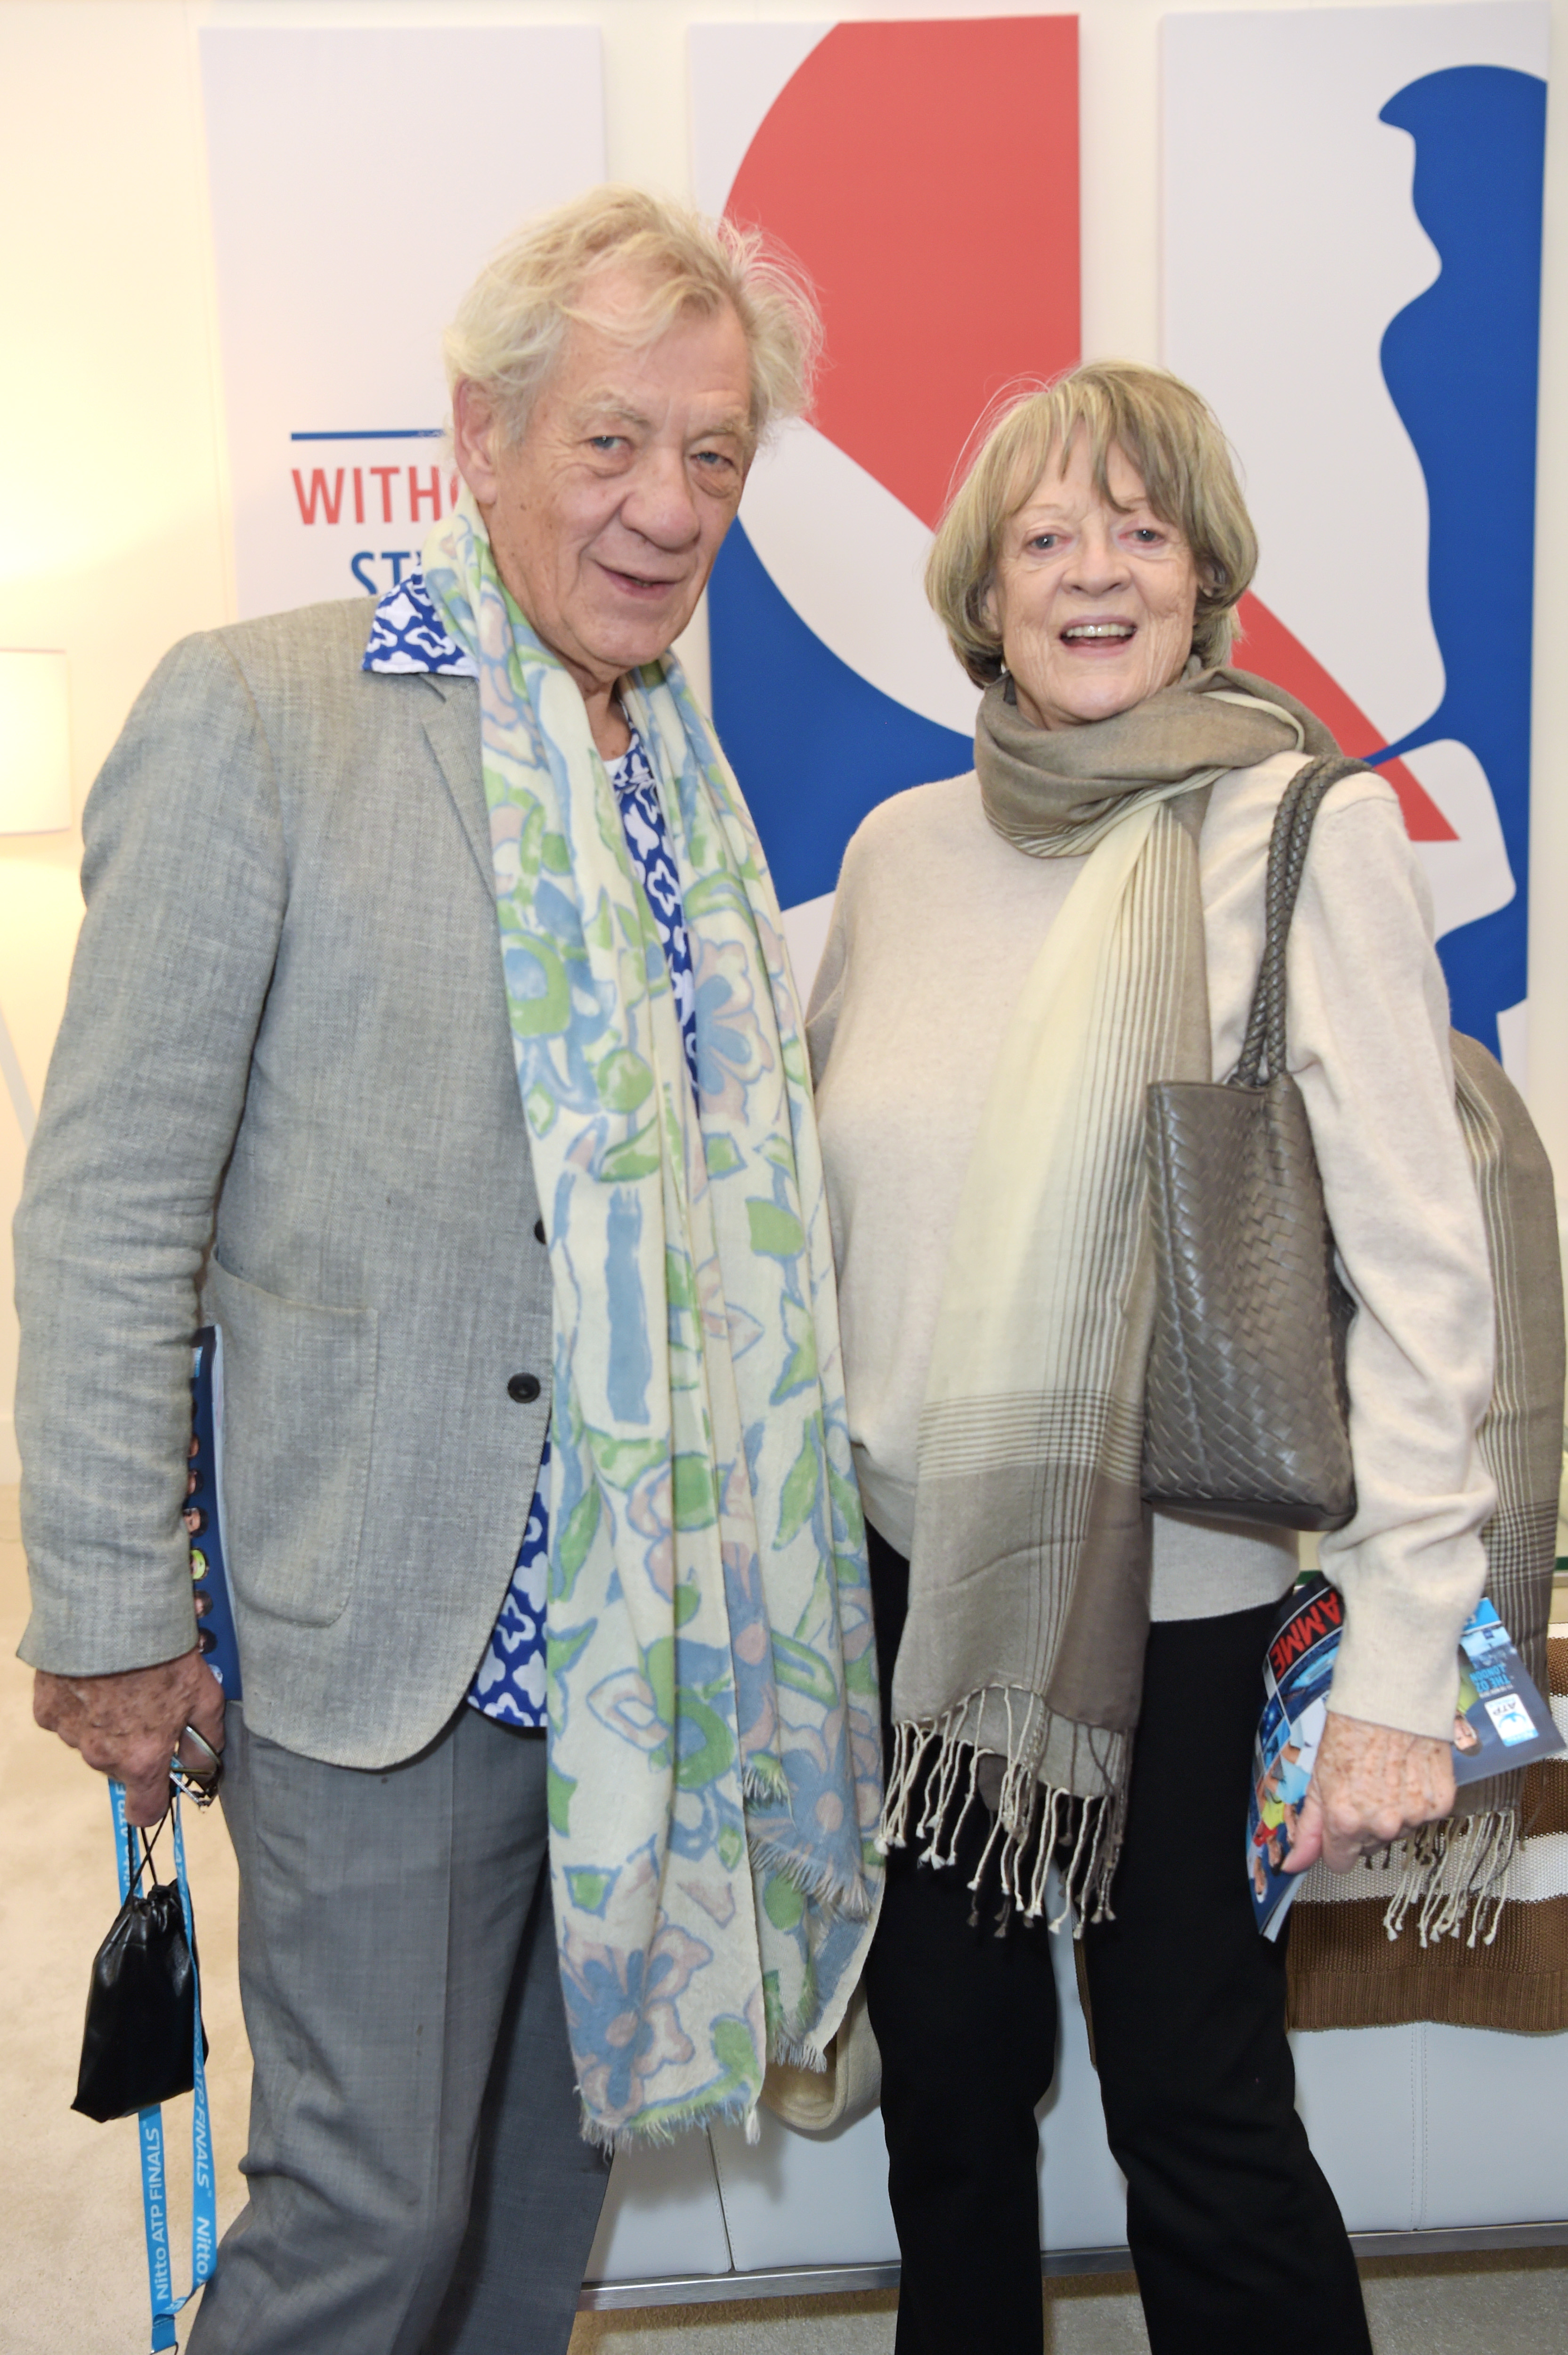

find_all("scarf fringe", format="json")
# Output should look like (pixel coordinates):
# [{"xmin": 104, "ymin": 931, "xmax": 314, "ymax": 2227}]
[
  {"xmin": 742, "ymin": 1758, "xmax": 792, "ymax": 1806},
  {"xmin": 580, "ymin": 2082, "xmax": 762, "ymax": 2154},
  {"xmin": 768, "ymin": 2025, "xmax": 829, "ymax": 2073},
  {"xmin": 879, "ymin": 1706, "xmax": 1129, "ymax": 1936},
  {"xmin": 578, "ymin": 2011, "xmax": 841, "ymax": 2154},
  {"xmin": 747, "ymin": 1829, "xmax": 876, "ymax": 1922},
  {"xmin": 1374, "ymin": 1807, "xmax": 1518, "ymax": 1949}
]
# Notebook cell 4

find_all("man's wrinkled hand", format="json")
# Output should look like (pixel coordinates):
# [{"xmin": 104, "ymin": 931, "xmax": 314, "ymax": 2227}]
[
  {"xmin": 34, "ymin": 1651, "xmax": 227, "ymax": 1826},
  {"xmin": 1283, "ymin": 1708, "xmax": 1454, "ymax": 1876}
]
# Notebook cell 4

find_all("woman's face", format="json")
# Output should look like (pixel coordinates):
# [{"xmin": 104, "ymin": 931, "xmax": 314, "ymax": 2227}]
[{"xmin": 984, "ymin": 435, "xmax": 1202, "ymax": 731}]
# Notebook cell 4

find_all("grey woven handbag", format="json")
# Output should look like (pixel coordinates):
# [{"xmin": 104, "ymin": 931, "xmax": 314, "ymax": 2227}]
[{"xmin": 1141, "ymin": 756, "xmax": 1361, "ymax": 1530}]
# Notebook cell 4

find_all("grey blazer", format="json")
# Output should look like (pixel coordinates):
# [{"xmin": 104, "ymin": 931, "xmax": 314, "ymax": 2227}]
[{"xmin": 14, "ymin": 598, "xmax": 552, "ymax": 1767}]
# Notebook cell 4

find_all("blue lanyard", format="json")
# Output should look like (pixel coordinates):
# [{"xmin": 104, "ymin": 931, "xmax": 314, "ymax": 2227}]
[{"xmin": 108, "ymin": 1782, "xmax": 219, "ymax": 2350}]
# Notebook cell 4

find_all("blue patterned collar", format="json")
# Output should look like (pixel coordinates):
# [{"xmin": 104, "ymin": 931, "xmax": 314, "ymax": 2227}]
[
  {"xmin": 364, "ymin": 566, "xmax": 658, "ymax": 797},
  {"xmin": 362, "ymin": 567, "xmax": 476, "ymax": 677}
]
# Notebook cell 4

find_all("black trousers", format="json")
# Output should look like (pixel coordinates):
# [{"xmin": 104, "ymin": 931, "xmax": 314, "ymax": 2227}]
[{"xmin": 863, "ymin": 1527, "xmax": 1371, "ymax": 2355}]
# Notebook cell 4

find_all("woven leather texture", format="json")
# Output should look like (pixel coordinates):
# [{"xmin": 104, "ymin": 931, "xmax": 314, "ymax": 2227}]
[{"xmin": 1142, "ymin": 757, "xmax": 1361, "ymax": 1530}]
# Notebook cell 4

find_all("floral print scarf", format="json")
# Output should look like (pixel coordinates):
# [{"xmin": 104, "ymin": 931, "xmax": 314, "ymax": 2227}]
[{"xmin": 422, "ymin": 495, "xmax": 882, "ymax": 2145}]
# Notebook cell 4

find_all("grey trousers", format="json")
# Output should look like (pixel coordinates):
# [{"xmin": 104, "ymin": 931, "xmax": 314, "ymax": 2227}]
[{"xmin": 189, "ymin": 1701, "xmax": 611, "ymax": 2355}]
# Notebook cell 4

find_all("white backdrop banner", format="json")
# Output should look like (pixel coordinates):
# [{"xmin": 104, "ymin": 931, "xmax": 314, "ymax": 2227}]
[
  {"xmin": 200, "ymin": 28, "xmax": 605, "ymax": 620},
  {"xmin": 1163, "ymin": 2, "xmax": 1548, "ymax": 1069}
]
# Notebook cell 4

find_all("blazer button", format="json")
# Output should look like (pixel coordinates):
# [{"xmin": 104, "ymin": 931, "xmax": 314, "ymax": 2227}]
[
  {"xmin": 507, "ymin": 1372, "xmax": 542, "ymax": 1404},
  {"xmin": 533, "ymin": 1218, "xmax": 546, "ymax": 1244}
]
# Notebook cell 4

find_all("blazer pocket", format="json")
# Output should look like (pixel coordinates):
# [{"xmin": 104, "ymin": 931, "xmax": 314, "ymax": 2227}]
[{"xmin": 206, "ymin": 1258, "xmax": 378, "ymax": 1629}]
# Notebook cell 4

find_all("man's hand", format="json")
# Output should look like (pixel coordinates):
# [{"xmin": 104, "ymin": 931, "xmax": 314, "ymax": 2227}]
[
  {"xmin": 1283, "ymin": 1708, "xmax": 1454, "ymax": 1876},
  {"xmin": 34, "ymin": 1651, "xmax": 227, "ymax": 1825}
]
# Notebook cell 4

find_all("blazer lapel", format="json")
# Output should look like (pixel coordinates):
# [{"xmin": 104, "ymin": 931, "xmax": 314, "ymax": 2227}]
[{"xmin": 417, "ymin": 675, "xmax": 491, "ymax": 892}]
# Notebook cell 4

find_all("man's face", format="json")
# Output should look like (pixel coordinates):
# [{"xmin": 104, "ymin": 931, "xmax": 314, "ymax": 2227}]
[{"xmin": 454, "ymin": 270, "xmax": 754, "ymax": 701}]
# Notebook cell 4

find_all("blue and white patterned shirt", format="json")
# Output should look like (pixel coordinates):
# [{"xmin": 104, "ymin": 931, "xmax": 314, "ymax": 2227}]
[{"xmin": 364, "ymin": 568, "xmax": 700, "ymax": 1726}]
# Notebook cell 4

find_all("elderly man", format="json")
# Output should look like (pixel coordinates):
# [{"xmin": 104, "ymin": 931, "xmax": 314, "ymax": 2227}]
[{"xmin": 16, "ymin": 188, "xmax": 880, "ymax": 2355}]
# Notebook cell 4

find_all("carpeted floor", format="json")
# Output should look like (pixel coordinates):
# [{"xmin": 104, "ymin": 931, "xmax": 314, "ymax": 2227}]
[
  {"xmin": 569, "ymin": 2255, "xmax": 1568, "ymax": 2352},
  {"xmin": 4, "ymin": 1485, "xmax": 1565, "ymax": 2353}
]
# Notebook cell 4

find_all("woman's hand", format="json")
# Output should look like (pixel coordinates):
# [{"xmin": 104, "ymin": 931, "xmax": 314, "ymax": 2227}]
[{"xmin": 1283, "ymin": 1708, "xmax": 1454, "ymax": 1875}]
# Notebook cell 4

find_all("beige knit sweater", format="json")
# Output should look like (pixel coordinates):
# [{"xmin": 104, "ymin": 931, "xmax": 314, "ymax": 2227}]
[{"xmin": 807, "ymin": 752, "xmax": 1497, "ymax": 1743}]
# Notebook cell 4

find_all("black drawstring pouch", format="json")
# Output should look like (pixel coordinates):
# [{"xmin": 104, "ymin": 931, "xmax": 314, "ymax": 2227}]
[{"xmin": 73, "ymin": 1814, "xmax": 209, "ymax": 2124}]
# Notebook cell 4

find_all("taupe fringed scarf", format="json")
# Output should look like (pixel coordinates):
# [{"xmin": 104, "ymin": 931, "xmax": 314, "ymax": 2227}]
[
  {"xmin": 1289, "ymin": 1035, "xmax": 1566, "ymax": 2010},
  {"xmin": 880, "ymin": 663, "xmax": 1336, "ymax": 1924}
]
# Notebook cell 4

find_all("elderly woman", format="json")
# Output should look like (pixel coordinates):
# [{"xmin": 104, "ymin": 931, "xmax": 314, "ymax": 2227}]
[
  {"xmin": 807, "ymin": 362, "xmax": 1494, "ymax": 2353},
  {"xmin": 21, "ymin": 189, "xmax": 880, "ymax": 2355}
]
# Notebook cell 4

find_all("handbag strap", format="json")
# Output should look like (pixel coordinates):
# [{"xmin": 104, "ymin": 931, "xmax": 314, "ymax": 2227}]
[
  {"xmin": 123, "ymin": 1810, "xmax": 170, "ymax": 1899},
  {"xmin": 1233, "ymin": 755, "xmax": 1371, "ymax": 1088},
  {"xmin": 109, "ymin": 1780, "xmax": 219, "ymax": 2351}
]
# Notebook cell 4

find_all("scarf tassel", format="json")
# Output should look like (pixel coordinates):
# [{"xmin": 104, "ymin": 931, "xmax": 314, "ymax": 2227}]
[
  {"xmin": 1374, "ymin": 1806, "xmax": 1519, "ymax": 1949},
  {"xmin": 879, "ymin": 1707, "xmax": 1129, "ymax": 1938}
]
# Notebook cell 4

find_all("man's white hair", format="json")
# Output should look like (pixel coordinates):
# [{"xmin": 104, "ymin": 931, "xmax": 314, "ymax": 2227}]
[{"xmin": 444, "ymin": 184, "xmax": 821, "ymax": 449}]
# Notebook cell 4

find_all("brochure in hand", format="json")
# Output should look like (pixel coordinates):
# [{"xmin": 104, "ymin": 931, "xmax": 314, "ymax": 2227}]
[
  {"xmin": 1452, "ymin": 1598, "xmax": 1558, "ymax": 1773},
  {"xmin": 1247, "ymin": 1572, "xmax": 1562, "ymax": 1939}
]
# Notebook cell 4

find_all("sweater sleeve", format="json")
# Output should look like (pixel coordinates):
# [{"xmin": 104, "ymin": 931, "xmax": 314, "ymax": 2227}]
[
  {"xmin": 804, "ymin": 843, "xmax": 858, "ymax": 1088},
  {"xmin": 1287, "ymin": 791, "xmax": 1495, "ymax": 1740}
]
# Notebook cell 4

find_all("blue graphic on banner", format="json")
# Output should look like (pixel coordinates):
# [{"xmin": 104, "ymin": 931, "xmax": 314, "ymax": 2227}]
[
  {"xmin": 1374, "ymin": 65, "xmax": 1545, "ymax": 1056},
  {"xmin": 709, "ymin": 520, "xmax": 973, "ymax": 910}
]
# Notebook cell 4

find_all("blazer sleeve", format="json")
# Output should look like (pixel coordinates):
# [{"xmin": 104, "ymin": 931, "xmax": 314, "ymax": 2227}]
[
  {"xmin": 1288, "ymin": 790, "xmax": 1497, "ymax": 1742},
  {"xmin": 14, "ymin": 631, "xmax": 289, "ymax": 1677}
]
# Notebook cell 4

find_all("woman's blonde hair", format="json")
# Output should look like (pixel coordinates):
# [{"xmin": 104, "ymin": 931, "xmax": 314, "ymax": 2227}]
[
  {"xmin": 444, "ymin": 186, "xmax": 821, "ymax": 448},
  {"xmin": 926, "ymin": 361, "xmax": 1258, "ymax": 682}
]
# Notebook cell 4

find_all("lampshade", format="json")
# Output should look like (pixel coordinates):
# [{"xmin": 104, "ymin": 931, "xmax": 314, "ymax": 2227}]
[{"xmin": 0, "ymin": 650, "xmax": 72, "ymax": 833}]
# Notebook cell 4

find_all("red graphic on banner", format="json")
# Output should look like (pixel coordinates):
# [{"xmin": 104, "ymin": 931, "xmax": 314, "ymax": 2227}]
[
  {"xmin": 726, "ymin": 17, "xmax": 1080, "ymax": 529},
  {"xmin": 290, "ymin": 463, "xmax": 459, "ymax": 533},
  {"xmin": 1235, "ymin": 592, "xmax": 1454, "ymax": 841}
]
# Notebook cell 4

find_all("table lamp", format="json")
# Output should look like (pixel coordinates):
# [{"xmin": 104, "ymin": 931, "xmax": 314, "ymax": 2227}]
[{"xmin": 0, "ymin": 650, "xmax": 73, "ymax": 1143}]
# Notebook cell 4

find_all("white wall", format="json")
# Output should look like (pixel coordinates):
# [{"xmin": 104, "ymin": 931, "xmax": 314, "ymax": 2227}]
[{"xmin": 3, "ymin": 0, "xmax": 1566, "ymax": 1482}]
